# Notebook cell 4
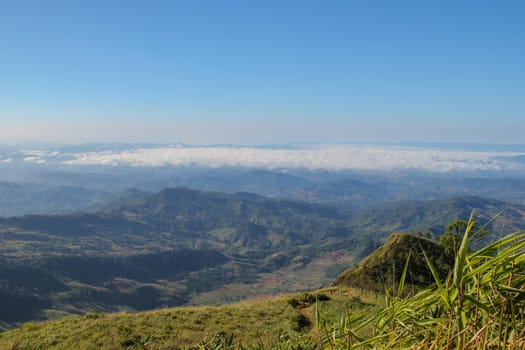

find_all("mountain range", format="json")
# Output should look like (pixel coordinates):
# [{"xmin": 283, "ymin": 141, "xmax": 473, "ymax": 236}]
[
  {"xmin": 3, "ymin": 168, "xmax": 525, "ymax": 217},
  {"xmin": 1, "ymin": 186, "xmax": 524, "ymax": 328}
]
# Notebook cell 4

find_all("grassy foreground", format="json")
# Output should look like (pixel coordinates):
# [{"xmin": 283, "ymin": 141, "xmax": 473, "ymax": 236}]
[{"xmin": 0, "ymin": 288, "xmax": 379, "ymax": 349}]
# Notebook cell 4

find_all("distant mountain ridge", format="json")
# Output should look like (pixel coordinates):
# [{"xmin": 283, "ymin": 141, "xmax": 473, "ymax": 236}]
[
  {"xmin": 345, "ymin": 195, "xmax": 525, "ymax": 241},
  {"xmin": 109, "ymin": 187, "xmax": 344, "ymax": 243},
  {"xmin": 0, "ymin": 182, "xmax": 112, "ymax": 217},
  {"xmin": 4, "ymin": 168, "xmax": 525, "ymax": 217}
]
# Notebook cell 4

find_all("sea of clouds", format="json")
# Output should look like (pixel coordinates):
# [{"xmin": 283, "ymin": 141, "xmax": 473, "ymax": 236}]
[{"xmin": 46, "ymin": 144, "xmax": 525, "ymax": 173}]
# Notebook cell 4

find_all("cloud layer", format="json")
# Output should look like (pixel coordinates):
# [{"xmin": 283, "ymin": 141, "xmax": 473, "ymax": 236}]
[{"xmin": 61, "ymin": 145, "xmax": 525, "ymax": 173}]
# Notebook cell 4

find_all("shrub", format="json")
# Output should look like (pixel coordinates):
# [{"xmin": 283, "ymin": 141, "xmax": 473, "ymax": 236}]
[
  {"xmin": 288, "ymin": 292, "xmax": 330, "ymax": 308},
  {"xmin": 290, "ymin": 314, "xmax": 311, "ymax": 332}
]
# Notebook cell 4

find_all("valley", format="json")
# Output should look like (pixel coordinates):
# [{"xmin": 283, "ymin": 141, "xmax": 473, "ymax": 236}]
[{"xmin": 1, "ymin": 180, "xmax": 524, "ymax": 330}]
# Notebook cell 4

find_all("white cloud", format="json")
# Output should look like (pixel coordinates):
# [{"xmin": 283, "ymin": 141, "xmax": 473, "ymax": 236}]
[
  {"xmin": 23, "ymin": 156, "xmax": 46, "ymax": 164},
  {"xmin": 62, "ymin": 145, "xmax": 525, "ymax": 173},
  {"xmin": 19, "ymin": 150, "xmax": 60, "ymax": 157}
]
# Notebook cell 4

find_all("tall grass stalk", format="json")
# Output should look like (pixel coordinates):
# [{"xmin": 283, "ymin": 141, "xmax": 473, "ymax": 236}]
[{"xmin": 317, "ymin": 215, "xmax": 525, "ymax": 349}]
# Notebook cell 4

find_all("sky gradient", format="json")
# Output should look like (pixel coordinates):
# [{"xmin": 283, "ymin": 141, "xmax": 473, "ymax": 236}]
[{"xmin": 1, "ymin": 0, "xmax": 524, "ymax": 144}]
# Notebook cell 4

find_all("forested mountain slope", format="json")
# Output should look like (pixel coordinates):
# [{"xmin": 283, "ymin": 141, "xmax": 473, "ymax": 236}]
[{"xmin": 0, "ymin": 188, "xmax": 523, "ymax": 328}]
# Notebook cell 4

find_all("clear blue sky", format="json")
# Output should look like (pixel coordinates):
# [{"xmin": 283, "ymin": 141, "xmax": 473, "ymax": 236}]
[{"xmin": 1, "ymin": 0, "xmax": 524, "ymax": 144}]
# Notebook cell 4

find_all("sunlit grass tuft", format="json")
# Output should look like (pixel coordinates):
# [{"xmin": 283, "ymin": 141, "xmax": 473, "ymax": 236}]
[{"xmin": 317, "ymin": 213, "xmax": 525, "ymax": 349}]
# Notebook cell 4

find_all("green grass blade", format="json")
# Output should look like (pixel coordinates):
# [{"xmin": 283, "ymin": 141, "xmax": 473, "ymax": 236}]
[
  {"xmin": 421, "ymin": 245, "xmax": 450, "ymax": 309},
  {"xmin": 396, "ymin": 251, "xmax": 411, "ymax": 298}
]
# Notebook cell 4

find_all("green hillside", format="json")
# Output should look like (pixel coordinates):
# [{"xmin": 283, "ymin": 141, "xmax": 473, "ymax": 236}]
[
  {"xmin": 0, "ymin": 288, "xmax": 380, "ymax": 349},
  {"xmin": 0, "ymin": 187, "xmax": 365, "ymax": 328},
  {"xmin": 333, "ymin": 233, "xmax": 450, "ymax": 292},
  {"xmin": 345, "ymin": 195, "xmax": 525, "ymax": 240}
]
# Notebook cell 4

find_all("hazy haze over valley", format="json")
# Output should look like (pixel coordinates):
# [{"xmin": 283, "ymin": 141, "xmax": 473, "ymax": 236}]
[{"xmin": 2, "ymin": 142, "xmax": 525, "ymax": 218}]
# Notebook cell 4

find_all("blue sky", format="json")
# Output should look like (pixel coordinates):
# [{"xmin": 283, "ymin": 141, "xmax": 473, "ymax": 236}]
[{"xmin": 1, "ymin": 0, "xmax": 524, "ymax": 144}]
